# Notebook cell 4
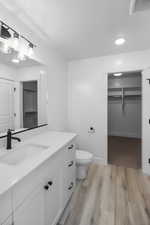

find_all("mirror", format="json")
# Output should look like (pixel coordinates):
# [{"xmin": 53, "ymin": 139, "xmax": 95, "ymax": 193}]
[{"xmin": 0, "ymin": 56, "xmax": 48, "ymax": 133}]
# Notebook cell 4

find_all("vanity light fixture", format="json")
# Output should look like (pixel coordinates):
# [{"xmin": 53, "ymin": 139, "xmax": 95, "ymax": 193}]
[
  {"xmin": 2, "ymin": 39, "xmax": 11, "ymax": 54},
  {"xmin": 17, "ymin": 50, "xmax": 26, "ymax": 61},
  {"xmin": 12, "ymin": 58, "xmax": 20, "ymax": 64},
  {"xmin": 113, "ymin": 72, "xmax": 123, "ymax": 77},
  {"xmin": 115, "ymin": 38, "xmax": 126, "ymax": 46},
  {"xmin": 0, "ymin": 20, "xmax": 36, "ymax": 59},
  {"xmin": 27, "ymin": 42, "xmax": 34, "ymax": 58}
]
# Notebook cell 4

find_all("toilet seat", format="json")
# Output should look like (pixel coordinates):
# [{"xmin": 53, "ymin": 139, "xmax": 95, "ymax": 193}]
[{"xmin": 76, "ymin": 150, "xmax": 93, "ymax": 164}]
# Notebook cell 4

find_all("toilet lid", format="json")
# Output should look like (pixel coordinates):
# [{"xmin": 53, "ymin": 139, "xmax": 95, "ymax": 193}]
[{"xmin": 76, "ymin": 150, "xmax": 93, "ymax": 160}]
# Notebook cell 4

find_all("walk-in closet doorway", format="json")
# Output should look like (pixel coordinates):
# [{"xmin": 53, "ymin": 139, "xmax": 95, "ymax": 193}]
[{"xmin": 107, "ymin": 71, "xmax": 142, "ymax": 169}]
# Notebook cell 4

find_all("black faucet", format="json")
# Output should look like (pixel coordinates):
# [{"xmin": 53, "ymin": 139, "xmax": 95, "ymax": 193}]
[{"xmin": 7, "ymin": 129, "xmax": 21, "ymax": 150}]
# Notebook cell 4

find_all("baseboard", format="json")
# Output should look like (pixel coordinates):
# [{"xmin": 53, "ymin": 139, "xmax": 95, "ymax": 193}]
[
  {"xmin": 93, "ymin": 156, "xmax": 107, "ymax": 165},
  {"xmin": 142, "ymin": 167, "xmax": 150, "ymax": 176},
  {"xmin": 108, "ymin": 131, "xmax": 141, "ymax": 139}
]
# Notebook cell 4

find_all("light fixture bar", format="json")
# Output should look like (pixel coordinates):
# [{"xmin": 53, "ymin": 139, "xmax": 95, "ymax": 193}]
[
  {"xmin": 0, "ymin": 20, "xmax": 36, "ymax": 48},
  {"xmin": 129, "ymin": 0, "xmax": 136, "ymax": 15}
]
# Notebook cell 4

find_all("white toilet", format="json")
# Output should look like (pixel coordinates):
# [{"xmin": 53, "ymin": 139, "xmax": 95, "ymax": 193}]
[{"xmin": 76, "ymin": 150, "xmax": 93, "ymax": 180}]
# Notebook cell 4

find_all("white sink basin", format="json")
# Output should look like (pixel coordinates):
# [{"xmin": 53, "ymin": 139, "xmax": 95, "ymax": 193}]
[{"xmin": 0, "ymin": 144, "xmax": 49, "ymax": 166}]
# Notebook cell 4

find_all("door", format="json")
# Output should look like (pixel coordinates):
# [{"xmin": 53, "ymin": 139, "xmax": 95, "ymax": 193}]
[
  {"xmin": 142, "ymin": 68, "xmax": 150, "ymax": 174},
  {"xmin": 2, "ymin": 216, "xmax": 12, "ymax": 225},
  {"xmin": 14, "ymin": 183, "xmax": 45, "ymax": 225},
  {"xmin": 23, "ymin": 81, "xmax": 38, "ymax": 128},
  {"xmin": 44, "ymin": 170, "xmax": 61, "ymax": 225},
  {"xmin": 0, "ymin": 79, "xmax": 14, "ymax": 132}
]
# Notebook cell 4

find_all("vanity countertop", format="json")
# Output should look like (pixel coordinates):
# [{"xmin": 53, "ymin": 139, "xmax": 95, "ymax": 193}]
[{"xmin": 0, "ymin": 131, "xmax": 77, "ymax": 196}]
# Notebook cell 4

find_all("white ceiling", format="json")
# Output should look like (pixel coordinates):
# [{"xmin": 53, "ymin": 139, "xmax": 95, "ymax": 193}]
[{"xmin": 1, "ymin": 0, "xmax": 150, "ymax": 60}]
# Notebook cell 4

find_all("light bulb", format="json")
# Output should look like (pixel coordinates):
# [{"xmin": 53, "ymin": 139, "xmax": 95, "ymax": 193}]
[
  {"xmin": 11, "ymin": 33, "xmax": 19, "ymax": 51},
  {"xmin": 2, "ymin": 39, "xmax": 11, "ymax": 54},
  {"xmin": 113, "ymin": 73, "xmax": 123, "ymax": 77},
  {"xmin": 115, "ymin": 38, "xmax": 126, "ymax": 46},
  {"xmin": 18, "ymin": 51, "xmax": 26, "ymax": 61},
  {"xmin": 12, "ymin": 58, "xmax": 20, "ymax": 64},
  {"xmin": 27, "ymin": 43, "xmax": 34, "ymax": 58}
]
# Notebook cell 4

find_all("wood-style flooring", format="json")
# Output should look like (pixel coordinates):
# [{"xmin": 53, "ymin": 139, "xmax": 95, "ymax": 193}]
[
  {"xmin": 64, "ymin": 164, "xmax": 150, "ymax": 225},
  {"xmin": 108, "ymin": 136, "xmax": 141, "ymax": 169}
]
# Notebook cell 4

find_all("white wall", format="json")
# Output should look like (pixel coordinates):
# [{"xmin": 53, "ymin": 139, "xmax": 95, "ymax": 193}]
[
  {"xmin": 0, "ymin": 63, "xmax": 16, "ymax": 80},
  {"xmin": 68, "ymin": 49, "xmax": 150, "ymax": 170}
]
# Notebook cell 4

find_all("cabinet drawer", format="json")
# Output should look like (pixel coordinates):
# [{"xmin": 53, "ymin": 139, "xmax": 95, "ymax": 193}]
[
  {"xmin": 0, "ymin": 190, "xmax": 12, "ymax": 224},
  {"xmin": 63, "ymin": 176, "xmax": 75, "ymax": 207},
  {"xmin": 64, "ymin": 159, "xmax": 76, "ymax": 181},
  {"xmin": 65, "ymin": 142, "xmax": 76, "ymax": 159}
]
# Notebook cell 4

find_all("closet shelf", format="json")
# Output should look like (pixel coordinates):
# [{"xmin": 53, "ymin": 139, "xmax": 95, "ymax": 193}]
[
  {"xmin": 108, "ymin": 86, "xmax": 141, "ymax": 111},
  {"xmin": 108, "ymin": 93, "xmax": 141, "ymax": 98},
  {"xmin": 108, "ymin": 86, "xmax": 141, "ymax": 99},
  {"xmin": 108, "ymin": 86, "xmax": 141, "ymax": 90}
]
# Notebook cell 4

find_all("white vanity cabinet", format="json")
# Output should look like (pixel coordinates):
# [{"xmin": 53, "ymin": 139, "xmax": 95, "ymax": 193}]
[
  {"xmin": 0, "ymin": 137, "xmax": 76, "ymax": 225},
  {"xmin": 0, "ymin": 190, "xmax": 12, "ymax": 225},
  {"xmin": 1, "ymin": 216, "xmax": 12, "ymax": 225},
  {"xmin": 13, "ymin": 149, "xmax": 63, "ymax": 225},
  {"xmin": 13, "ymin": 183, "xmax": 45, "ymax": 225}
]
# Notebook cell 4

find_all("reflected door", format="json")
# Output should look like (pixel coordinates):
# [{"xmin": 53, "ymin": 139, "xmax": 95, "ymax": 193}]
[
  {"xmin": 23, "ymin": 81, "xmax": 38, "ymax": 128},
  {"xmin": 0, "ymin": 79, "xmax": 14, "ymax": 133}
]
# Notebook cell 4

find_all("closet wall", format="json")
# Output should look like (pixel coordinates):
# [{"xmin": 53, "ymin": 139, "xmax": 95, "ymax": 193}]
[{"xmin": 108, "ymin": 72, "xmax": 141, "ymax": 138}]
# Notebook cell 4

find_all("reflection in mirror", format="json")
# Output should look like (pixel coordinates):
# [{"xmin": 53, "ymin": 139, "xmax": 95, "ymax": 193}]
[
  {"xmin": 23, "ymin": 81, "xmax": 38, "ymax": 128},
  {"xmin": 0, "ymin": 57, "xmax": 48, "ymax": 134}
]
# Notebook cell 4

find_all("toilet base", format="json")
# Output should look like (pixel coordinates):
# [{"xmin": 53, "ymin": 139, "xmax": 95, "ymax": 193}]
[{"xmin": 76, "ymin": 164, "xmax": 89, "ymax": 180}]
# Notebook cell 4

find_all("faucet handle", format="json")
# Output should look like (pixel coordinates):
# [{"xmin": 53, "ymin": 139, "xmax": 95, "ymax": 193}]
[{"xmin": 7, "ymin": 129, "xmax": 14, "ymax": 133}]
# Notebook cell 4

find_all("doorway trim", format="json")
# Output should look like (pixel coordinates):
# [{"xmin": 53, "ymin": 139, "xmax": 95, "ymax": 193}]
[{"xmin": 106, "ymin": 69, "xmax": 143, "ymax": 169}]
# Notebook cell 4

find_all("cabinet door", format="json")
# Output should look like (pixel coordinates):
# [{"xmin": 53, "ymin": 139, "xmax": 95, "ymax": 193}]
[
  {"xmin": 0, "ymin": 190, "xmax": 12, "ymax": 225},
  {"xmin": 44, "ymin": 170, "xmax": 61, "ymax": 225},
  {"xmin": 14, "ymin": 183, "xmax": 45, "ymax": 225},
  {"xmin": 2, "ymin": 216, "xmax": 12, "ymax": 225}
]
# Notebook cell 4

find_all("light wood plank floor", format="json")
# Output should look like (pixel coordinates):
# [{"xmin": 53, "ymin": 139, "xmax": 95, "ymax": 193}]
[{"xmin": 64, "ymin": 164, "xmax": 150, "ymax": 225}]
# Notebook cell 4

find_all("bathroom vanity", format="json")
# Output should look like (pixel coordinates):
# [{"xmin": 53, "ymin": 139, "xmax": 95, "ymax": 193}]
[{"xmin": 0, "ymin": 131, "xmax": 76, "ymax": 225}]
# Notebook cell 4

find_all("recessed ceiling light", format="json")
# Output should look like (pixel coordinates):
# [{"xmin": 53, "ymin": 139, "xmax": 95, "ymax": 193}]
[
  {"xmin": 113, "ymin": 73, "xmax": 123, "ymax": 77},
  {"xmin": 12, "ymin": 58, "xmax": 20, "ymax": 64},
  {"xmin": 115, "ymin": 38, "xmax": 126, "ymax": 46}
]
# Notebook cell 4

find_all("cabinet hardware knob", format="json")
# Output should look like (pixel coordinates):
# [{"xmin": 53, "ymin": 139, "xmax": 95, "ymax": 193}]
[
  {"xmin": 44, "ymin": 185, "xmax": 49, "ymax": 190},
  {"xmin": 68, "ymin": 144, "xmax": 74, "ymax": 150},
  {"xmin": 68, "ymin": 161, "xmax": 74, "ymax": 167},
  {"xmin": 48, "ymin": 181, "xmax": 53, "ymax": 186},
  {"xmin": 68, "ymin": 182, "xmax": 74, "ymax": 190}
]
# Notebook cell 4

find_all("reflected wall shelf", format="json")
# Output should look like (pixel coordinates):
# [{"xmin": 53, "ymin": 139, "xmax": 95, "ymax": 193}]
[{"xmin": 108, "ymin": 86, "xmax": 141, "ymax": 111}]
